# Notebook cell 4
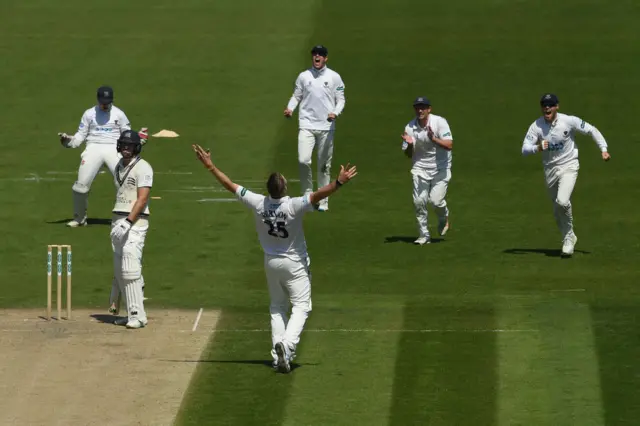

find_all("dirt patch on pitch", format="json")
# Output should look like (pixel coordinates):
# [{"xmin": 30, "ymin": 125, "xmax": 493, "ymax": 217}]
[{"xmin": 0, "ymin": 308, "xmax": 220, "ymax": 426}]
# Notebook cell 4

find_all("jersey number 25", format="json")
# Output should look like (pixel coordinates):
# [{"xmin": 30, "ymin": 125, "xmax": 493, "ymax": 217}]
[{"xmin": 264, "ymin": 220, "xmax": 289, "ymax": 238}]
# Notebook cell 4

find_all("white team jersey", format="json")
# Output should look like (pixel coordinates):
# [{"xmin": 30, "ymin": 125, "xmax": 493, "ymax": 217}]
[
  {"xmin": 522, "ymin": 112, "xmax": 608, "ymax": 168},
  {"xmin": 403, "ymin": 114, "xmax": 453, "ymax": 176},
  {"xmin": 236, "ymin": 187, "xmax": 314, "ymax": 261},
  {"xmin": 286, "ymin": 66, "xmax": 346, "ymax": 131},
  {"xmin": 70, "ymin": 105, "xmax": 130, "ymax": 147},
  {"xmin": 112, "ymin": 157, "xmax": 153, "ymax": 216}
]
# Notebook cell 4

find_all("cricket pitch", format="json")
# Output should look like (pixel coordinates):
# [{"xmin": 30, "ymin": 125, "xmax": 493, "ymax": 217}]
[{"xmin": 0, "ymin": 308, "xmax": 220, "ymax": 425}]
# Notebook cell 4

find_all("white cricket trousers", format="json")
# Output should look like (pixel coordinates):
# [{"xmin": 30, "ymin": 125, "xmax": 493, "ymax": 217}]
[
  {"xmin": 265, "ymin": 254, "xmax": 312, "ymax": 361},
  {"xmin": 111, "ymin": 216, "xmax": 148, "ymax": 322},
  {"xmin": 412, "ymin": 169, "xmax": 451, "ymax": 238},
  {"xmin": 298, "ymin": 129, "xmax": 334, "ymax": 199},
  {"xmin": 72, "ymin": 144, "xmax": 121, "ymax": 221},
  {"xmin": 544, "ymin": 160, "xmax": 579, "ymax": 240}
]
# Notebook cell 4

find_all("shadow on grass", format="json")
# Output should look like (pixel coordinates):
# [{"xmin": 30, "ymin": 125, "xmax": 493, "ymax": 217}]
[
  {"xmin": 384, "ymin": 236, "xmax": 444, "ymax": 244},
  {"xmin": 46, "ymin": 218, "xmax": 112, "ymax": 226},
  {"xmin": 503, "ymin": 248, "xmax": 591, "ymax": 258}
]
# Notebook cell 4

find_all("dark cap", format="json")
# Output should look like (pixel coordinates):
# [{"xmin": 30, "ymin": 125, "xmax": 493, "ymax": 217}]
[
  {"xmin": 97, "ymin": 86, "xmax": 114, "ymax": 104},
  {"xmin": 311, "ymin": 45, "xmax": 328, "ymax": 57},
  {"xmin": 540, "ymin": 93, "xmax": 559, "ymax": 107},
  {"xmin": 413, "ymin": 96, "xmax": 431, "ymax": 107}
]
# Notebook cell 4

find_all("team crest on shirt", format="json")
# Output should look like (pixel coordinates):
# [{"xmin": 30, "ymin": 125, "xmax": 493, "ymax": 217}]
[
  {"xmin": 324, "ymin": 81, "xmax": 329, "ymax": 87},
  {"xmin": 126, "ymin": 177, "xmax": 136, "ymax": 186},
  {"xmin": 115, "ymin": 120, "xmax": 119, "ymax": 126}
]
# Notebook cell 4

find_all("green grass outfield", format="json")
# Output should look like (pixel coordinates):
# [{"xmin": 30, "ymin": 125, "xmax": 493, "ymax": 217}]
[{"xmin": 1, "ymin": 0, "xmax": 640, "ymax": 424}]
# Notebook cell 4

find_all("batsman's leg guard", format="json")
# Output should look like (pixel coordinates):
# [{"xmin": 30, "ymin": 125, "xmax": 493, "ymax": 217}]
[{"xmin": 124, "ymin": 278, "xmax": 146, "ymax": 321}]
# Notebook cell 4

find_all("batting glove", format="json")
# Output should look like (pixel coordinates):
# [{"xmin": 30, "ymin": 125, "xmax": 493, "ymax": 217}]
[
  {"xmin": 139, "ymin": 127, "xmax": 149, "ymax": 145},
  {"xmin": 110, "ymin": 218, "xmax": 132, "ymax": 243}
]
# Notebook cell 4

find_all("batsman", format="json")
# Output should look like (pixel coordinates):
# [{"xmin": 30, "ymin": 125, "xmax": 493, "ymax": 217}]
[{"xmin": 109, "ymin": 130, "xmax": 153, "ymax": 329}]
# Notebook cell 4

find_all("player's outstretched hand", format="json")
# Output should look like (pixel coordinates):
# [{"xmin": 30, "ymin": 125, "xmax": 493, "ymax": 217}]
[
  {"xmin": 192, "ymin": 144, "xmax": 214, "ymax": 169},
  {"xmin": 284, "ymin": 109, "xmax": 293, "ymax": 118},
  {"xmin": 602, "ymin": 152, "xmax": 611, "ymax": 162},
  {"xmin": 337, "ymin": 163, "xmax": 357, "ymax": 184}
]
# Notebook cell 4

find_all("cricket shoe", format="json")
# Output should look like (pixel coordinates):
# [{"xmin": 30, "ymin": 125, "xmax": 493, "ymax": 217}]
[
  {"xmin": 126, "ymin": 318, "xmax": 148, "ymax": 329},
  {"xmin": 414, "ymin": 237, "xmax": 430, "ymax": 246},
  {"xmin": 274, "ymin": 342, "xmax": 291, "ymax": 373},
  {"xmin": 66, "ymin": 219, "xmax": 87, "ymax": 227},
  {"xmin": 438, "ymin": 216, "xmax": 450, "ymax": 236},
  {"xmin": 561, "ymin": 233, "xmax": 578, "ymax": 257}
]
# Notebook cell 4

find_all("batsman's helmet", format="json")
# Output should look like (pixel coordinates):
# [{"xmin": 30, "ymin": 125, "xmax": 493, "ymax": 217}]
[{"xmin": 117, "ymin": 130, "xmax": 143, "ymax": 155}]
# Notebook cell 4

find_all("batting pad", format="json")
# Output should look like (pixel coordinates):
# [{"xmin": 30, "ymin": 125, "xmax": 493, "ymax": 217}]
[
  {"xmin": 124, "ymin": 278, "xmax": 146, "ymax": 320},
  {"xmin": 121, "ymin": 254, "xmax": 142, "ymax": 280}
]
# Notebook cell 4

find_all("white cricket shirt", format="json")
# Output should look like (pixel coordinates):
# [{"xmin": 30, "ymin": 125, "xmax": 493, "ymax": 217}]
[
  {"xmin": 402, "ymin": 114, "xmax": 453, "ymax": 178},
  {"xmin": 112, "ymin": 157, "xmax": 153, "ymax": 216},
  {"xmin": 236, "ymin": 187, "xmax": 314, "ymax": 261},
  {"xmin": 522, "ymin": 112, "xmax": 608, "ymax": 168},
  {"xmin": 286, "ymin": 66, "xmax": 346, "ymax": 131},
  {"xmin": 69, "ymin": 105, "xmax": 130, "ymax": 148}
]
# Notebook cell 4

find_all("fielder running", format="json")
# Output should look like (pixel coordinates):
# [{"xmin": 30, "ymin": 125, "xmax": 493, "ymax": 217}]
[
  {"xmin": 522, "ymin": 93, "xmax": 611, "ymax": 256},
  {"xmin": 401, "ymin": 96, "xmax": 453, "ymax": 245},
  {"xmin": 109, "ymin": 130, "xmax": 153, "ymax": 329},
  {"xmin": 58, "ymin": 86, "xmax": 132, "ymax": 227},
  {"xmin": 284, "ymin": 44, "xmax": 346, "ymax": 211},
  {"xmin": 192, "ymin": 144, "xmax": 357, "ymax": 373}
]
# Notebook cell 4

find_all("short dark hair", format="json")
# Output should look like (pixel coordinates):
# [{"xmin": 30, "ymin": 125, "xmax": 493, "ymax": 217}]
[{"xmin": 267, "ymin": 173, "xmax": 287, "ymax": 199}]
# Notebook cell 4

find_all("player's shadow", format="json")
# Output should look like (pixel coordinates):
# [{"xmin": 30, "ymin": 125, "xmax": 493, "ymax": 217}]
[
  {"xmin": 161, "ymin": 359, "xmax": 311, "ymax": 372},
  {"xmin": 503, "ymin": 248, "xmax": 591, "ymax": 257},
  {"xmin": 90, "ymin": 314, "xmax": 123, "ymax": 324},
  {"xmin": 46, "ymin": 218, "xmax": 112, "ymax": 226},
  {"xmin": 384, "ymin": 236, "xmax": 444, "ymax": 244}
]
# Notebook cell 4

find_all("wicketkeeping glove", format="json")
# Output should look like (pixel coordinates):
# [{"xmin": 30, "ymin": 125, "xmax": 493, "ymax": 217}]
[
  {"xmin": 110, "ymin": 218, "xmax": 132, "ymax": 243},
  {"xmin": 139, "ymin": 127, "xmax": 149, "ymax": 145},
  {"xmin": 58, "ymin": 132, "xmax": 72, "ymax": 147}
]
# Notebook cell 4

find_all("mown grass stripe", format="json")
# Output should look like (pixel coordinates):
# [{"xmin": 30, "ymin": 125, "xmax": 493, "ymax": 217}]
[{"xmin": 497, "ymin": 300, "xmax": 604, "ymax": 426}]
